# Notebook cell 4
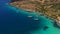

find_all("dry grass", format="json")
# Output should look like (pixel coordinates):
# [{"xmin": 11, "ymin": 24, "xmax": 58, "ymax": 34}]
[{"xmin": 10, "ymin": 0, "xmax": 60, "ymax": 21}]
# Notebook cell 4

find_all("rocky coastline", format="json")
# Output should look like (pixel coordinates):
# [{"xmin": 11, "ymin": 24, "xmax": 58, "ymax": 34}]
[{"xmin": 9, "ymin": 0, "xmax": 60, "ymax": 28}]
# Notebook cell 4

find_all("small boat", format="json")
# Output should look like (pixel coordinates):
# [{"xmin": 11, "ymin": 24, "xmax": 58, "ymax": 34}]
[
  {"xmin": 34, "ymin": 18, "xmax": 39, "ymax": 21},
  {"xmin": 27, "ymin": 16, "xmax": 32, "ymax": 18}
]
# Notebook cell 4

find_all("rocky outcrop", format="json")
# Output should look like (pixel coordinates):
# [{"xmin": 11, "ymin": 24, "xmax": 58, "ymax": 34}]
[{"xmin": 54, "ymin": 20, "xmax": 60, "ymax": 28}]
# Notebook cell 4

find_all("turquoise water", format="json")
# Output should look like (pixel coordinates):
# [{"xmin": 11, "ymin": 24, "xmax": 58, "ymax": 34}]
[
  {"xmin": 0, "ymin": 0, "xmax": 60, "ymax": 34},
  {"xmin": 7, "ymin": 5, "xmax": 60, "ymax": 34}
]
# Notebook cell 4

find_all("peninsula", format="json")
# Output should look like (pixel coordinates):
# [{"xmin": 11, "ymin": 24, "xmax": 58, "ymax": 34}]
[{"xmin": 9, "ymin": 0, "xmax": 60, "ymax": 28}]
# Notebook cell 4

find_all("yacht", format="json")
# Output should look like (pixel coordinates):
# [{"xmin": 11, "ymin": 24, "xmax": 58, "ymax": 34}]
[
  {"xmin": 34, "ymin": 18, "xmax": 39, "ymax": 21},
  {"xmin": 27, "ymin": 16, "xmax": 32, "ymax": 18}
]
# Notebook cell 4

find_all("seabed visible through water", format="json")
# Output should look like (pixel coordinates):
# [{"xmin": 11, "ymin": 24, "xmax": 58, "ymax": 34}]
[{"xmin": 7, "ymin": 5, "xmax": 60, "ymax": 34}]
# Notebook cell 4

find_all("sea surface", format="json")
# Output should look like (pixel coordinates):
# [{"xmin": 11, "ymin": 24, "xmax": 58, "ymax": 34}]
[{"xmin": 0, "ymin": 0, "xmax": 60, "ymax": 34}]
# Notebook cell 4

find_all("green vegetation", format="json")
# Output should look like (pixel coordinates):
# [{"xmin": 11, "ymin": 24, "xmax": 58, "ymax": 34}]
[{"xmin": 10, "ymin": 0, "xmax": 60, "ymax": 21}]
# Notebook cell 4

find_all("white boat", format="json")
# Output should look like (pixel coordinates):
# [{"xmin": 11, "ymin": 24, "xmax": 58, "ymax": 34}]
[
  {"xmin": 34, "ymin": 18, "xmax": 39, "ymax": 21},
  {"xmin": 27, "ymin": 16, "xmax": 32, "ymax": 18}
]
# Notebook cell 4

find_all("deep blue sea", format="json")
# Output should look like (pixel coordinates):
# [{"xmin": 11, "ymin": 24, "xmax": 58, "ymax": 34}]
[{"xmin": 0, "ymin": 0, "xmax": 60, "ymax": 34}]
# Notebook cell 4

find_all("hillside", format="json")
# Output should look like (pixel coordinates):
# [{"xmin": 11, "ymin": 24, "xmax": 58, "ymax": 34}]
[{"xmin": 9, "ymin": 0, "xmax": 60, "ymax": 26}]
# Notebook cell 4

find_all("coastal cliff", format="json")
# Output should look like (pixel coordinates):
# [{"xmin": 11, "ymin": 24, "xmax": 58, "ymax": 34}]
[{"xmin": 9, "ymin": 0, "xmax": 60, "ymax": 27}]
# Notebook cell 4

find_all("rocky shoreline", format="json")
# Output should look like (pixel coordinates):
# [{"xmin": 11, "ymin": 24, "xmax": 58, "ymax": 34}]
[
  {"xmin": 9, "ymin": 0, "xmax": 60, "ymax": 28},
  {"xmin": 54, "ymin": 20, "xmax": 60, "ymax": 28}
]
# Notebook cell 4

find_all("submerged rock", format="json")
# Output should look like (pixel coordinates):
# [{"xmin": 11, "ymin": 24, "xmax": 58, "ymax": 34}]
[{"xmin": 43, "ymin": 26, "xmax": 49, "ymax": 31}]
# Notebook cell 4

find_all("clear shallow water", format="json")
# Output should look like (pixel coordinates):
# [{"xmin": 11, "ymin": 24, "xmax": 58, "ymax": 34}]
[{"xmin": 0, "ymin": 0, "xmax": 60, "ymax": 34}]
